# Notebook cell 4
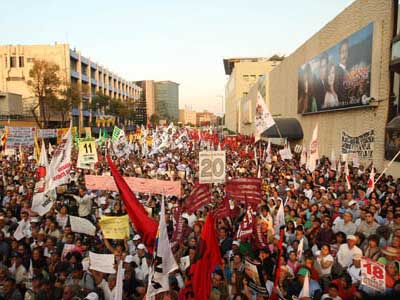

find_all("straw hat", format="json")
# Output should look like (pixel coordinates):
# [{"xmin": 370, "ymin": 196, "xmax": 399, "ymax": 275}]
[{"xmin": 381, "ymin": 246, "xmax": 400, "ymax": 257}]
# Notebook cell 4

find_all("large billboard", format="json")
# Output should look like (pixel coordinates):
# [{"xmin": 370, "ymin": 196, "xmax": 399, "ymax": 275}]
[{"xmin": 297, "ymin": 23, "xmax": 373, "ymax": 114}]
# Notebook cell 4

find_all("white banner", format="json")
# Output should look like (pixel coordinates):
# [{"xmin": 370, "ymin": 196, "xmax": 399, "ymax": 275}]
[
  {"xmin": 308, "ymin": 124, "xmax": 319, "ymax": 172},
  {"xmin": 255, "ymin": 92, "xmax": 275, "ymax": 141},
  {"xmin": 6, "ymin": 127, "xmax": 35, "ymax": 148},
  {"xmin": 47, "ymin": 128, "xmax": 72, "ymax": 190},
  {"xmin": 199, "ymin": 151, "xmax": 226, "ymax": 184},
  {"xmin": 112, "ymin": 127, "xmax": 129, "ymax": 158},
  {"xmin": 37, "ymin": 129, "xmax": 57, "ymax": 139},
  {"xmin": 89, "ymin": 252, "xmax": 116, "ymax": 274},
  {"xmin": 341, "ymin": 130, "xmax": 374, "ymax": 160},
  {"xmin": 70, "ymin": 216, "xmax": 96, "ymax": 236},
  {"xmin": 31, "ymin": 189, "xmax": 56, "ymax": 216},
  {"xmin": 361, "ymin": 257, "xmax": 386, "ymax": 293}
]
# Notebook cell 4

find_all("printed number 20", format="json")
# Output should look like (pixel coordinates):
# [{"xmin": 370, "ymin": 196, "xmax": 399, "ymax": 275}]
[{"xmin": 201, "ymin": 158, "xmax": 224, "ymax": 178}]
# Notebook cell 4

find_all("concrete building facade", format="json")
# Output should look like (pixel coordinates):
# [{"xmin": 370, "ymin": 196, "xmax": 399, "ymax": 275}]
[
  {"xmin": 243, "ymin": 0, "xmax": 400, "ymax": 174},
  {"xmin": 223, "ymin": 57, "xmax": 282, "ymax": 132},
  {"xmin": 0, "ymin": 44, "xmax": 141, "ymax": 128},
  {"xmin": 179, "ymin": 109, "xmax": 197, "ymax": 125},
  {"xmin": 134, "ymin": 80, "xmax": 156, "ymax": 121},
  {"xmin": 155, "ymin": 81, "xmax": 179, "ymax": 122}
]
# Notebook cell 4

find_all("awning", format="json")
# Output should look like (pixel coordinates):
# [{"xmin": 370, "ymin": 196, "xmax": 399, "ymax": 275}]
[
  {"xmin": 261, "ymin": 117, "xmax": 303, "ymax": 140},
  {"xmin": 386, "ymin": 116, "xmax": 400, "ymax": 130}
]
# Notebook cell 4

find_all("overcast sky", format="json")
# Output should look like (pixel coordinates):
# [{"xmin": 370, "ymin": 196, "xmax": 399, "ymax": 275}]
[{"xmin": 1, "ymin": 0, "xmax": 354, "ymax": 115}]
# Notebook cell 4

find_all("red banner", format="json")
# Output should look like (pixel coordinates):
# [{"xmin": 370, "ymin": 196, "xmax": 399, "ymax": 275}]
[
  {"xmin": 226, "ymin": 178, "xmax": 262, "ymax": 206},
  {"xmin": 184, "ymin": 184, "xmax": 212, "ymax": 214}
]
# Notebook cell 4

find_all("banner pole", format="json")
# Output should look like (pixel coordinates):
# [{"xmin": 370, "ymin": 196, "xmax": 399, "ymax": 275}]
[{"xmin": 374, "ymin": 149, "xmax": 400, "ymax": 184}]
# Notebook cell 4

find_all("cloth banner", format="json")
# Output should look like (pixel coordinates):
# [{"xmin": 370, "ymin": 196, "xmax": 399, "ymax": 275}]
[
  {"xmin": 184, "ymin": 184, "xmax": 212, "ymax": 214},
  {"xmin": 70, "ymin": 216, "xmax": 96, "ymax": 236},
  {"xmin": 99, "ymin": 215, "xmax": 130, "ymax": 239},
  {"xmin": 236, "ymin": 207, "xmax": 254, "ymax": 240},
  {"xmin": 5, "ymin": 127, "xmax": 35, "ymax": 148},
  {"xmin": 361, "ymin": 257, "xmax": 386, "ymax": 293},
  {"xmin": 89, "ymin": 252, "xmax": 116, "ymax": 274},
  {"xmin": 255, "ymin": 91, "xmax": 275, "ymax": 141},
  {"xmin": 226, "ymin": 178, "xmax": 262, "ymax": 206},
  {"xmin": 85, "ymin": 175, "xmax": 182, "ymax": 197},
  {"xmin": 341, "ymin": 130, "xmax": 374, "ymax": 160},
  {"xmin": 37, "ymin": 129, "xmax": 57, "ymax": 139},
  {"xmin": 31, "ymin": 189, "xmax": 56, "ymax": 216}
]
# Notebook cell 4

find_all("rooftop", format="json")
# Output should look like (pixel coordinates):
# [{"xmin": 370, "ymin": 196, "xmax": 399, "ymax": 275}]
[{"xmin": 223, "ymin": 55, "xmax": 285, "ymax": 75}]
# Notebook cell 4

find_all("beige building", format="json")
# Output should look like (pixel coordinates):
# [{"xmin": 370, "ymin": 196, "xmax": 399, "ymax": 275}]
[
  {"xmin": 223, "ymin": 56, "xmax": 283, "ymax": 132},
  {"xmin": 134, "ymin": 80, "xmax": 155, "ymax": 120},
  {"xmin": 179, "ymin": 108, "xmax": 197, "ymax": 125},
  {"xmin": 0, "ymin": 44, "xmax": 141, "ymax": 128},
  {"xmin": 0, "ymin": 92, "xmax": 23, "ymax": 116},
  {"xmin": 241, "ymin": 0, "xmax": 400, "ymax": 175},
  {"xmin": 196, "ymin": 110, "xmax": 218, "ymax": 126}
]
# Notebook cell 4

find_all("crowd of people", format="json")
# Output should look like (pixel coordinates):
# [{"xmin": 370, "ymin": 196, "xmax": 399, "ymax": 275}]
[{"xmin": 0, "ymin": 125, "xmax": 399, "ymax": 300}]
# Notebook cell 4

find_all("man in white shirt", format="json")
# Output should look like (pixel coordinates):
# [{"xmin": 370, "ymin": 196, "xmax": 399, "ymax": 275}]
[
  {"xmin": 71, "ymin": 188, "xmax": 96, "ymax": 218},
  {"xmin": 348, "ymin": 254, "xmax": 362, "ymax": 286},
  {"xmin": 333, "ymin": 212, "xmax": 356, "ymax": 236},
  {"xmin": 337, "ymin": 235, "xmax": 362, "ymax": 268},
  {"xmin": 132, "ymin": 243, "xmax": 149, "ymax": 281}
]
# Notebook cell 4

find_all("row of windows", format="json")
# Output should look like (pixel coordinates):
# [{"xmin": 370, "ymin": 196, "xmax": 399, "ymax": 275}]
[
  {"xmin": 242, "ymin": 74, "xmax": 263, "ymax": 81},
  {"xmin": 6, "ymin": 56, "xmax": 24, "ymax": 68}
]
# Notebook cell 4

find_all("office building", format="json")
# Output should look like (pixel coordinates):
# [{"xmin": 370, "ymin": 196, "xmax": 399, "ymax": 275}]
[
  {"xmin": 223, "ymin": 56, "xmax": 283, "ymax": 132},
  {"xmin": 133, "ymin": 80, "xmax": 156, "ymax": 124},
  {"xmin": 0, "ymin": 44, "xmax": 141, "ymax": 127},
  {"xmin": 155, "ymin": 81, "xmax": 179, "ymax": 122}
]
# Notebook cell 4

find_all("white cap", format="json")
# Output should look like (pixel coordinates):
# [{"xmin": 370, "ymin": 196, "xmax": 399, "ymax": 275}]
[
  {"xmin": 348, "ymin": 200, "xmax": 357, "ymax": 206},
  {"xmin": 347, "ymin": 235, "xmax": 357, "ymax": 241},
  {"xmin": 232, "ymin": 241, "xmax": 240, "ymax": 247},
  {"xmin": 85, "ymin": 292, "xmax": 99, "ymax": 300},
  {"xmin": 124, "ymin": 255, "xmax": 134, "ymax": 263},
  {"xmin": 133, "ymin": 234, "xmax": 141, "ymax": 241},
  {"xmin": 137, "ymin": 243, "xmax": 146, "ymax": 250}
]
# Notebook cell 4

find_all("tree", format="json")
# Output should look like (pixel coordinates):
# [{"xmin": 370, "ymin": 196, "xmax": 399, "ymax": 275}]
[
  {"xmin": 27, "ymin": 60, "xmax": 62, "ymax": 128},
  {"xmin": 150, "ymin": 113, "xmax": 160, "ymax": 125},
  {"xmin": 90, "ymin": 91, "xmax": 111, "ymax": 113},
  {"xmin": 49, "ymin": 82, "xmax": 82, "ymax": 127}
]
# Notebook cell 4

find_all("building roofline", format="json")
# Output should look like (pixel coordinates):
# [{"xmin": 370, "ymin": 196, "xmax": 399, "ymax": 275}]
[{"xmin": 223, "ymin": 56, "xmax": 284, "ymax": 75}]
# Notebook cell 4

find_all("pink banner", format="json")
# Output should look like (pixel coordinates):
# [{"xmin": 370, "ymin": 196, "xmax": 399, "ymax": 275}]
[{"xmin": 85, "ymin": 175, "xmax": 182, "ymax": 197}]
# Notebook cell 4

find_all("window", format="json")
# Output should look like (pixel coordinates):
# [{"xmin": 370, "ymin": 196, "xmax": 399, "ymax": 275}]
[
  {"xmin": 27, "ymin": 57, "xmax": 34, "ymax": 63},
  {"xmin": 18, "ymin": 56, "xmax": 24, "ymax": 67},
  {"xmin": 9, "ymin": 56, "xmax": 17, "ymax": 68},
  {"xmin": 243, "ymin": 75, "xmax": 249, "ymax": 81}
]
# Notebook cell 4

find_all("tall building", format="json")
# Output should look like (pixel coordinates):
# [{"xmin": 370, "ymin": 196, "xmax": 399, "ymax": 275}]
[
  {"xmin": 154, "ymin": 81, "xmax": 179, "ymax": 121},
  {"xmin": 179, "ymin": 108, "xmax": 197, "ymax": 125},
  {"xmin": 0, "ymin": 44, "xmax": 141, "ymax": 127},
  {"xmin": 223, "ymin": 56, "xmax": 283, "ymax": 132},
  {"xmin": 133, "ymin": 80, "xmax": 156, "ymax": 124}
]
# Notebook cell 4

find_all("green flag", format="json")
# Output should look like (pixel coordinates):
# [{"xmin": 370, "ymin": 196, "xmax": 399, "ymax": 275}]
[{"xmin": 112, "ymin": 126, "xmax": 122, "ymax": 142}]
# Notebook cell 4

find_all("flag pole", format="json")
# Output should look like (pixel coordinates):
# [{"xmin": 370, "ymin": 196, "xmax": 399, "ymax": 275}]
[{"xmin": 374, "ymin": 149, "xmax": 400, "ymax": 185}]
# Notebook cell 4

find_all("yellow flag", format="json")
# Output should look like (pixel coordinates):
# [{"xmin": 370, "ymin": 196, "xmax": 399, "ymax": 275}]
[
  {"xmin": 99, "ymin": 215, "xmax": 130, "ymax": 239},
  {"xmin": 34, "ymin": 135, "xmax": 40, "ymax": 163}
]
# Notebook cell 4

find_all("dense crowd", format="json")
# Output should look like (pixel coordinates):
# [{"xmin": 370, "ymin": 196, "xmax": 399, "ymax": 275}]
[{"xmin": 0, "ymin": 126, "xmax": 399, "ymax": 300}]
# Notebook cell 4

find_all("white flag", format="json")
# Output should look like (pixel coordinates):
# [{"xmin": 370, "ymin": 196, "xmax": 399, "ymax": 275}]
[
  {"xmin": 47, "ymin": 128, "xmax": 72, "ymax": 191},
  {"xmin": 330, "ymin": 149, "xmax": 337, "ymax": 171},
  {"xmin": 39, "ymin": 140, "xmax": 49, "ymax": 168},
  {"xmin": 31, "ymin": 189, "xmax": 56, "ymax": 216},
  {"xmin": 345, "ymin": 161, "xmax": 351, "ymax": 190},
  {"xmin": 297, "ymin": 238, "xmax": 304, "ymax": 261},
  {"xmin": 366, "ymin": 165, "xmax": 375, "ymax": 198},
  {"xmin": 300, "ymin": 146, "xmax": 307, "ymax": 166},
  {"xmin": 70, "ymin": 216, "xmax": 96, "ymax": 236},
  {"xmin": 255, "ymin": 91, "xmax": 275, "ymax": 141},
  {"xmin": 352, "ymin": 152, "xmax": 360, "ymax": 168},
  {"xmin": 274, "ymin": 200, "xmax": 285, "ymax": 233},
  {"xmin": 308, "ymin": 124, "xmax": 319, "ymax": 172},
  {"xmin": 298, "ymin": 272, "xmax": 310, "ymax": 299},
  {"xmin": 146, "ymin": 197, "xmax": 178, "ymax": 298},
  {"xmin": 114, "ymin": 260, "xmax": 124, "ymax": 300},
  {"xmin": 266, "ymin": 141, "xmax": 272, "ymax": 163},
  {"xmin": 48, "ymin": 142, "xmax": 53, "ymax": 155}
]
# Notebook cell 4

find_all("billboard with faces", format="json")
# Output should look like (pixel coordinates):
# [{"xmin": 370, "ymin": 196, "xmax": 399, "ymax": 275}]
[{"xmin": 297, "ymin": 23, "xmax": 373, "ymax": 114}]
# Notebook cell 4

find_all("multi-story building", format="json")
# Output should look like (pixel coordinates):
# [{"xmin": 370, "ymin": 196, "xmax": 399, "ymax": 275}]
[
  {"xmin": 196, "ymin": 110, "xmax": 218, "ymax": 127},
  {"xmin": 179, "ymin": 108, "xmax": 197, "ymax": 125},
  {"xmin": 223, "ymin": 56, "xmax": 283, "ymax": 132},
  {"xmin": 154, "ymin": 81, "xmax": 179, "ymax": 122},
  {"xmin": 0, "ymin": 44, "xmax": 141, "ymax": 127},
  {"xmin": 134, "ymin": 80, "xmax": 156, "ymax": 124}
]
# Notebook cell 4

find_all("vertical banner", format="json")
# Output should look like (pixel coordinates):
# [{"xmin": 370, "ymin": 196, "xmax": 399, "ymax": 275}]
[
  {"xmin": 199, "ymin": 151, "xmax": 226, "ymax": 184},
  {"xmin": 255, "ymin": 92, "xmax": 275, "ymax": 141}
]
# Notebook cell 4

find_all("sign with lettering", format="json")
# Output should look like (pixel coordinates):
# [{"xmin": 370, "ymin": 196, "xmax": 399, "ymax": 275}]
[
  {"xmin": 5, "ymin": 127, "xmax": 35, "ymax": 148},
  {"xmin": 361, "ymin": 257, "xmax": 385, "ymax": 293},
  {"xmin": 341, "ymin": 130, "xmax": 374, "ymax": 159},
  {"xmin": 199, "ymin": 151, "xmax": 226, "ymax": 184}
]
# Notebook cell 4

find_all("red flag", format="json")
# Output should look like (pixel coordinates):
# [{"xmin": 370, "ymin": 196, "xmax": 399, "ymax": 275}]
[
  {"xmin": 214, "ymin": 197, "xmax": 232, "ymax": 220},
  {"xmin": 186, "ymin": 213, "xmax": 222, "ymax": 300},
  {"xmin": 106, "ymin": 155, "xmax": 158, "ymax": 252},
  {"xmin": 236, "ymin": 206, "xmax": 254, "ymax": 240},
  {"xmin": 184, "ymin": 184, "xmax": 212, "ymax": 214},
  {"xmin": 226, "ymin": 178, "xmax": 262, "ymax": 207},
  {"xmin": 366, "ymin": 165, "xmax": 375, "ymax": 197}
]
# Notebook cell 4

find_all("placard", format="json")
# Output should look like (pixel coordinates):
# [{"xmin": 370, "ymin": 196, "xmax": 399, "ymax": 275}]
[
  {"xmin": 99, "ymin": 215, "xmax": 130, "ymax": 239},
  {"xmin": 361, "ymin": 257, "xmax": 386, "ymax": 293},
  {"xmin": 89, "ymin": 252, "xmax": 116, "ymax": 274},
  {"xmin": 244, "ymin": 257, "xmax": 268, "ymax": 296},
  {"xmin": 78, "ymin": 140, "xmax": 98, "ymax": 169},
  {"xmin": 37, "ymin": 129, "xmax": 57, "ymax": 139},
  {"xmin": 199, "ymin": 151, "xmax": 226, "ymax": 184},
  {"xmin": 341, "ymin": 130, "xmax": 374, "ymax": 159},
  {"xmin": 5, "ymin": 127, "xmax": 35, "ymax": 148}
]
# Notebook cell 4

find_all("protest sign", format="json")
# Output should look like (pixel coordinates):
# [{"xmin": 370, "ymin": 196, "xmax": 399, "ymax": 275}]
[
  {"xmin": 77, "ymin": 140, "xmax": 98, "ymax": 169},
  {"xmin": 244, "ymin": 257, "xmax": 268, "ymax": 296},
  {"xmin": 85, "ymin": 175, "xmax": 182, "ymax": 197},
  {"xmin": 70, "ymin": 216, "xmax": 96, "ymax": 236},
  {"xmin": 89, "ymin": 252, "xmax": 116, "ymax": 274},
  {"xmin": 199, "ymin": 151, "xmax": 226, "ymax": 184},
  {"xmin": 5, "ymin": 127, "xmax": 35, "ymax": 148},
  {"xmin": 31, "ymin": 189, "xmax": 56, "ymax": 216},
  {"xmin": 99, "ymin": 215, "xmax": 130, "ymax": 239},
  {"xmin": 341, "ymin": 130, "xmax": 374, "ymax": 160},
  {"xmin": 361, "ymin": 257, "xmax": 386, "ymax": 293},
  {"xmin": 37, "ymin": 129, "xmax": 57, "ymax": 139}
]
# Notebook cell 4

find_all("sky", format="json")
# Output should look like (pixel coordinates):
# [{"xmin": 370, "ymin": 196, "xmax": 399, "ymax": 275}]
[{"xmin": 1, "ymin": 0, "xmax": 354, "ymax": 115}]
